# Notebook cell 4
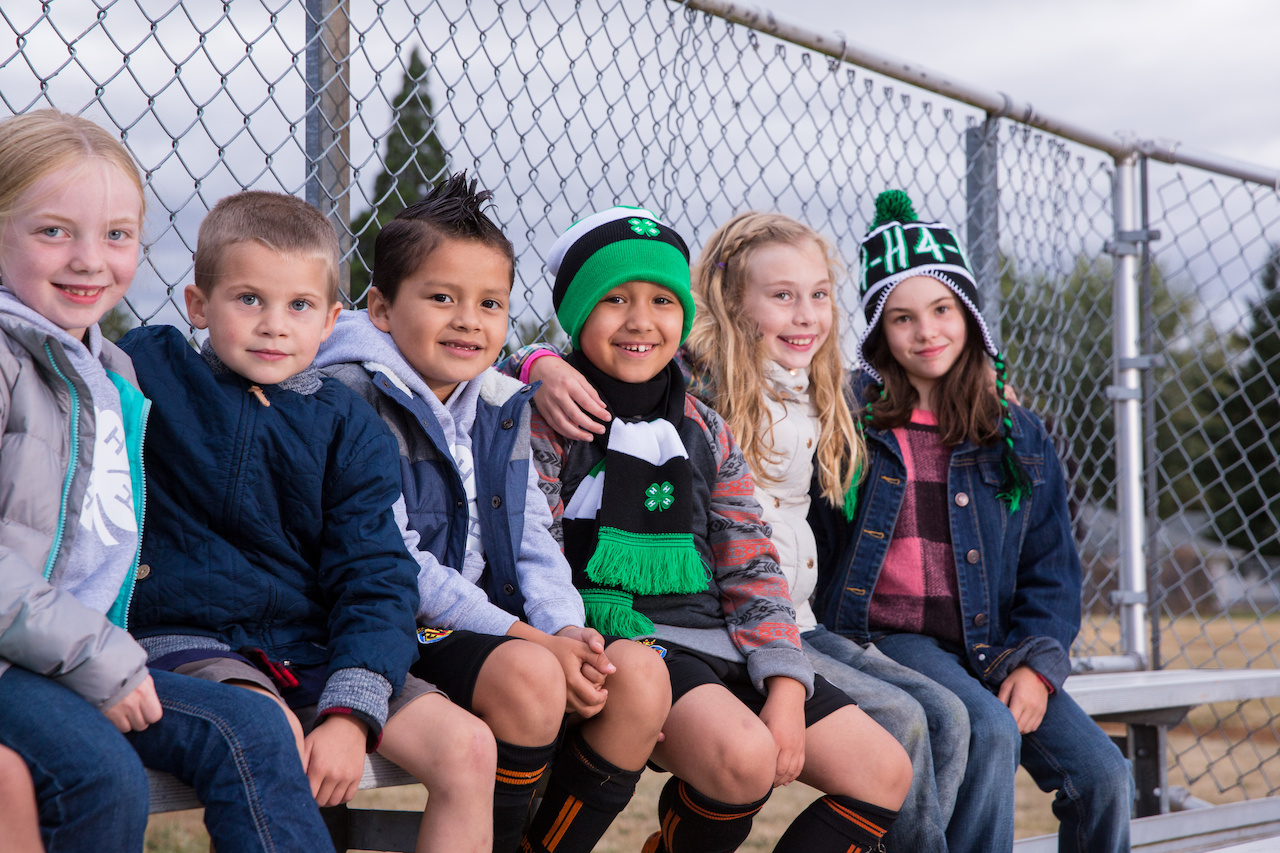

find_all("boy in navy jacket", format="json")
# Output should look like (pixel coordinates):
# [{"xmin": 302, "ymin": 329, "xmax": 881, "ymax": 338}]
[
  {"xmin": 120, "ymin": 190, "xmax": 497, "ymax": 852},
  {"xmin": 315, "ymin": 173, "xmax": 670, "ymax": 853}
]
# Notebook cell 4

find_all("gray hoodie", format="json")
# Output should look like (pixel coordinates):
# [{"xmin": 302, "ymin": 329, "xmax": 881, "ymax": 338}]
[{"xmin": 316, "ymin": 311, "xmax": 584, "ymax": 636}]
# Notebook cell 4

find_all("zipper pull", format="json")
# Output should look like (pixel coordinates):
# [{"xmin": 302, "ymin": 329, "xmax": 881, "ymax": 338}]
[{"xmin": 247, "ymin": 385, "xmax": 271, "ymax": 407}]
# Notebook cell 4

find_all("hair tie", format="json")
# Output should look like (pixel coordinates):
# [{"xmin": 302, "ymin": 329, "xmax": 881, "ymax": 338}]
[{"xmin": 716, "ymin": 261, "xmax": 726, "ymax": 269}]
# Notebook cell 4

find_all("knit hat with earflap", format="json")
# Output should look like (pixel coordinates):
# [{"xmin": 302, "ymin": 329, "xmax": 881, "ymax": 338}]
[
  {"xmin": 547, "ymin": 206, "xmax": 694, "ymax": 350},
  {"xmin": 856, "ymin": 189, "xmax": 1031, "ymax": 512}
]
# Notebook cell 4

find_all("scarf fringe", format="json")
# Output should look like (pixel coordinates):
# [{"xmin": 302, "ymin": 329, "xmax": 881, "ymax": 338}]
[
  {"xmin": 584, "ymin": 527, "xmax": 708, "ymax": 595},
  {"xmin": 580, "ymin": 589, "xmax": 656, "ymax": 638}
]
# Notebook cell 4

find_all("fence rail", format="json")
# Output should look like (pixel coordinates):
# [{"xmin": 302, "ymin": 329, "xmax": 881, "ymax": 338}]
[{"xmin": 4, "ymin": 0, "xmax": 1279, "ymax": 808}]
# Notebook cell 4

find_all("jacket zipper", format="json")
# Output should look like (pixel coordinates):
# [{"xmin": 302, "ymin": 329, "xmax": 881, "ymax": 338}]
[
  {"xmin": 41, "ymin": 342, "xmax": 79, "ymax": 580},
  {"xmin": 119, "ymin": 396, "xmax": 151, "ymax": 629}
]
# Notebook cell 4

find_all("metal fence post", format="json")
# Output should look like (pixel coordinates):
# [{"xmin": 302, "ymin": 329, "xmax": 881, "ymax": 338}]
[
  {"xmin": 1109, "ymin": 154, "xmax": 1151, "ymax": 668},
  {"xmin": 965, "ymin": 115, "xmax": 1001, "ymax": 343},
  {"xmin": 305, "ymin": 0, "xmax": 351, "ymax": 298}
]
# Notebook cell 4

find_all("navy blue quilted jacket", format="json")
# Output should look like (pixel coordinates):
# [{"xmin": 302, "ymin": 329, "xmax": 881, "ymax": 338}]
[{"xmin": 118, "ymin": 325, "xmax": 419, "ymax": 692}]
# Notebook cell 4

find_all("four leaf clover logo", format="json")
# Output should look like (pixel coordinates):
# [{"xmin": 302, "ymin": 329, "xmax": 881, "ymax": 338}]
[
  {"xmin": 644, "ymin": 481, "xmax": 675, "ymax": 512},
  {"xmin": 628, "ymin": 217, "xmax": 660, "ymax": 237}
]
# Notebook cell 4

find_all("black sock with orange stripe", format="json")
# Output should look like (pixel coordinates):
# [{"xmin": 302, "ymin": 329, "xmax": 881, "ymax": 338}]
[
  {"xmin": 646, "ymin": 777, "xmax": 770, "ymax": 853},
  {"xmin": 494, "ymin": 739, "xmax": 556, "ymax": 853},
  {"xmin": 772, "ymin": 795, "xmax": 898, "ymax": 853},
  {"xmin": 521, "ymin": 729, "xmax": 642, "ymax": 853}
]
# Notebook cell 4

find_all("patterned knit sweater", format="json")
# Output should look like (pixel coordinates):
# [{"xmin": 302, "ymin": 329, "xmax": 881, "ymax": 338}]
[{"xmin": 529, "ymin": 393, "xmax": 814, "ymax": 698}]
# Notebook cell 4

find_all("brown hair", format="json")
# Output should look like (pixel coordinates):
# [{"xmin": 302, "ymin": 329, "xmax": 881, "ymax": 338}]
[
  {"xmin": 863, "ymin": 308, "xmax": 1003, "ymax": 446},
  {"xmin": 372, "ymin": 171, "xmax": 514, "ymax": 303},
  {"xmin": 194, "ymin": 191, "xmax": 340, "ymax": 301},
  {"xmin": 0, "ymin": 110, "xmax": 145, "ymax": 233},
  {"xmin": 685, "ymin": 211, "xmax": 863, "ymax": 508}
]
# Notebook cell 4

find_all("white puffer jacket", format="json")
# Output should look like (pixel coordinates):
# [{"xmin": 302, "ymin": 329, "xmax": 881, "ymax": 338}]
[{"xmin": 752, "ymin": 362, "xmax": 822, "ymax": 633}]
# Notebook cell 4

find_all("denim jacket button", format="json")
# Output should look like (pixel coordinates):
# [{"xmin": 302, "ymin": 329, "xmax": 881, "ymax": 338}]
[
  {"xmin": 973, "ymin": 613, "xmax": 987, "ymax": 627},
  {"xmin": 978, "ymin": 653, "xmax": 986, "ymax": 661},
  {"xmin": 502, "ymin": 418, "xmax": 515, "ymax": 429},
  {"xmin": 491, "ymin": 496, "xmax": 502, "ymax": 509},
  {"xmin": 966, "ymin": 549, "xmax": 980, "ymax": 564},
  {"xmin": 503, "ymin": 583, "xmax": 515, "ymax": 595},
  {"xmin": 955, "ymin": 492, "xmax": 970, "ymax": 507}
]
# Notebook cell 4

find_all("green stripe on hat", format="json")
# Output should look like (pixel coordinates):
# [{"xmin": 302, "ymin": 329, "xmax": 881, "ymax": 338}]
[{"xmin": 556, "ymin": 239, "xmax": 694, "ymax": 350}]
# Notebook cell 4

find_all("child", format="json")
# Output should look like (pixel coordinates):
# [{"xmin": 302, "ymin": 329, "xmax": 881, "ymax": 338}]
[
  {"xmin": 681, "ymin": 210, "xmax": 972, "ymax": 851},
  {"xmin": 812, "ymin": 190, "xmax": 1133, "ymax": 853},
  {"xmin": 0, "ymin": 110, "xmax": 330, "ymax": 852},
  {"xmin": 314, "ymin": 173, "xmax": 670, "ymax": 853},
  {"xmin": 118, "ymin": 190, "xmax": 496, "ymax": 853},
  {"xmin": 526, "ymin": 206, "xmax": 911, "ymax": 853}
]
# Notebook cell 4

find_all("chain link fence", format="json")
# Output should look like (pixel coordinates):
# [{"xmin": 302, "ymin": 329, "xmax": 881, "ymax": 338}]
[{"xmin": 3, "ymin": 0, "xmax": 1278, "ymax": 808}]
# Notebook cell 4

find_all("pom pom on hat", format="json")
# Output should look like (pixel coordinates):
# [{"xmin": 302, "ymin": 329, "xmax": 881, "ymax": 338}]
[
  {"xmin": 872, "ymin": 189, "xmax": 918, "ymax": 228},
  {"xmin": 547, "ymin": 206, "xmax": 694, "ymax": 350}
]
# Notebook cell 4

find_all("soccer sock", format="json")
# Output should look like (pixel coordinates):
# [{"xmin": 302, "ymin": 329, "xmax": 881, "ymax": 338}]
[
  {"xmin": 644, "ymin": 776, "xmax": 770, "ymax": 853},
  {"xmin": 771, "ymin": 794, "xmax": 899, "ymax": 853},
  {"xmin": 493, "ymin": 739, "xmax": 557, "ymax": 853},
  {"xmin": 520, "ymin": 729, "xmax": 642, "ymax": 853}
]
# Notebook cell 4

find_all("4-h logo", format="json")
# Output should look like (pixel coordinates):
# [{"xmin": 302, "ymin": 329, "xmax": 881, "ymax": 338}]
[
  {"xmin": 645, "ymin": 481, "xmax": 675, "ymax": 512},
  {"xmin": 628, "ymin": 217, "xmax": 660, "ymax": 237}
]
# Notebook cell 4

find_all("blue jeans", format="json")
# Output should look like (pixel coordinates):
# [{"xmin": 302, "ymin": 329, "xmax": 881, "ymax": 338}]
[
  {"xmin": 0, "ymin": 666, "xmax": 333, "ymax": 853},
  {"xmin": 804, "ymin": 626, "xmax": 970, "ymax": 852},
  {"xmin": 875, "ymin": 633, "xmax": 1133, "ymax": 853}
]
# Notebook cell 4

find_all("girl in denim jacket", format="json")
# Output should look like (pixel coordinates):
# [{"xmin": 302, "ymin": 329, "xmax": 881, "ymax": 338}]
[{"xmin": 811, "ymin": 190, "xmax": 1132, "ymax": 853}]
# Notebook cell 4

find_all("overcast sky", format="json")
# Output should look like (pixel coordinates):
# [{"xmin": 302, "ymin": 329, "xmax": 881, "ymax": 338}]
[{"xmin": 753, "ymin": 0, "xmax": 1280, "ymax": 171}]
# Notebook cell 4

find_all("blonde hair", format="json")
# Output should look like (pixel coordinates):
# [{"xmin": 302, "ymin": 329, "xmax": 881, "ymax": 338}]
[
  {"xmin": 0, "ymin": 110, "xmax": 145, "ymax": 233},
  {"xmin": 194, "ymin": 190, "xmax": 340, "ymax": 302},
  {"xmin": 686, "ymin": 212, "xmax": 863, "ymax": 508}
]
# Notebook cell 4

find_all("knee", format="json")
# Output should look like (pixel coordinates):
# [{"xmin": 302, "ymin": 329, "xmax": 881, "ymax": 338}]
[
  {"xmin": 702, "ymin": 729, "xmax": 775, "ymax": 803},
  {"xmin": 481, "ymin": 641, "xmax": 566, "ymax": 741},
  {"xmin": 1070, "ymin": 739, "xmax": 1133, "ymax": 807},
  {"xmin": 433, "ymin": 711, "xmax": 498, "ymax": 792},
  {"xmin": 601, "ymin": 641, "xmax": 671, "ymax": 733},
  {"xmin": 879, "ymin": 735, "xmax": 914, "ymax": 807},
  {"xmin": 969, "ymin": 703, "xmax": 1021, "ymax": 761}
]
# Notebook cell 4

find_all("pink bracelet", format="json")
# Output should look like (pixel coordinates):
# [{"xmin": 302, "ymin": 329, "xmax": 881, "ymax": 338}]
[{"xmin": 519, "ymin": 348, "xmax": 560, "ymax": 384}]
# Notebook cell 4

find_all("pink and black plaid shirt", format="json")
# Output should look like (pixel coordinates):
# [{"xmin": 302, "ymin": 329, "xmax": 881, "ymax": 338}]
[{"xmin": 867, "ymin": 410, "xmax": 964, "ymax": 644}]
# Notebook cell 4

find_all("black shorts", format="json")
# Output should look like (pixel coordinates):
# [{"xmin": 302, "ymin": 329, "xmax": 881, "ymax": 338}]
[
  {"xmin": 408, "ymin": 628, "xmax": 517, "ymax": 712},
  {"xmin": 656, "ymin": 640, "xmax": 853, "ymax": 728}
]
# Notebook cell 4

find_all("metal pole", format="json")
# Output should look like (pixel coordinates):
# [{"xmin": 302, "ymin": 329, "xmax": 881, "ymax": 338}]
[
  {"xmin": 1111, "ymin": 154, "xmax": 1151, "ymax": 668},
  {"xmin": 1139, "ymin": 155, "xmax": 1163, "ymax": 672},
  {"xmin": 965, "ymin": 115, "xmax": 1001, "ymax": 345},
  {"xmin": 305, "ymin": 0, "xmax": 351, "ymax": 299}
]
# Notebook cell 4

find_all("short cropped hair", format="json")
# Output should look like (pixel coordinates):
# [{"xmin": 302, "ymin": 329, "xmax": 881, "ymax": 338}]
[
  {"xmin": 194, "ymin": 191, "xmax": 340, "ymax": 301},
  {"xmin": 371, "ymin": 171, "xmax": 515, "ymax": 302}
]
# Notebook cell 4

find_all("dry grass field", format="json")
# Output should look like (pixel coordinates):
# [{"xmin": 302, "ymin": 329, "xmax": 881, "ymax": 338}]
[{"xmin": 144, "ymin": 614, "xmax": 1280, "ymax": 852}]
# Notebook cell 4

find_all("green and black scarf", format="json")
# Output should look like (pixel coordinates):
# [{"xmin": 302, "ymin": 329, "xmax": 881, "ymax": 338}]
[{"xmin": 560, "ymin": 352, "xmax": 709, "ymax": 637}]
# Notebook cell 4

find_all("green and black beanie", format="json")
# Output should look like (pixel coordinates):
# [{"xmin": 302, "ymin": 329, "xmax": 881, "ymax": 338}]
[
  {"xmin": 857, "ymin": 189, "xmax": 1031, "ymax": 512},
  {"xmin": 547, "ymin": 206, "xmax": 694, "ymax": 349},
  {"xmin": 856, "ymin": 189, "xmax": 999, "ymax": 384}
]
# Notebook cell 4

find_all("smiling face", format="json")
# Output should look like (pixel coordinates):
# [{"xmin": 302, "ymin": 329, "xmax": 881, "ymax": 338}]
[
  {"xmin": 0, "ymin": 160, "xmax": 142, "ymax": 340},
  {"xmin": 578, "ymin": 279, "xmax": 684, "ymax": 384},
  {"xmin": 184, "ymin": 241, "xmax": 341, "ymax": 385},
  {"xmin": 880, "ymin": 274, "xmax": 969, "ymax": 410},
  {"xmin": 368, "ymin": 236, "xmax": 511, "ymax": 402},
  {"xmin": 740, "ymin": 239, "xmax": 833, "ymax": 372}
]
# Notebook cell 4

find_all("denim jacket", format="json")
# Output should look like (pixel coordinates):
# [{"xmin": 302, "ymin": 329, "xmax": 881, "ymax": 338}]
[{"xmin": 812, "ymin": 373, "xmax": 1081, "ymax": 691}]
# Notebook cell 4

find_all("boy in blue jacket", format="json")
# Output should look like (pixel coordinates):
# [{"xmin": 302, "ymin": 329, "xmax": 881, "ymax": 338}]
[
  {"xmin": 119, "ymin": 190, "xmax": 497, "ymax": 852},
  {"xmin": 315, "ymin": 173, "xmax": 670, "ymax": 853}
]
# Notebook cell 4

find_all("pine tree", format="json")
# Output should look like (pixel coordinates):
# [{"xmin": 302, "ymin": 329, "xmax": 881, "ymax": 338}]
[
  {"xmin": 1204, "ymin": 246, "xmax": 1280, "ymax": 556},
  {"xmin": 349, "ymin": 47, "xmax": 448, "ymax": 304}
]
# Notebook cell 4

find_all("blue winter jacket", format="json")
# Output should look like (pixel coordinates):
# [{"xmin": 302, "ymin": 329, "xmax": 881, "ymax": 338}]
[
  {"xmin": 119, "ymin": 326, "xmax": 420, "ymax": 694},
  {"xmin": 812, "ymin": 372, "xmax": 1082, "ymax": 691}
]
